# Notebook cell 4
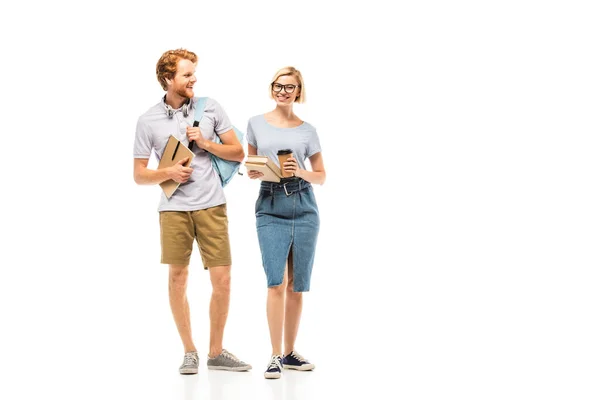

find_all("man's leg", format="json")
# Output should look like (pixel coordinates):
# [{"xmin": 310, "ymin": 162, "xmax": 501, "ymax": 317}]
[
  {"xmin": 168, "ymin": 264, "xmax": 196, "ymax": 353},
  {"xmin": 160, "ymin": 211, "xmax": 196, "ymax": 355},
  {"xmin": 207, "ymin": 265, "xmax": 231, "ymax": 357},
  {"xmin": 205, "ymin": 263, "xmax": 251, "ymax": 371},
  {"xmin": 194, "ymin": 205, "xmax": 251, "ymax": 371}
]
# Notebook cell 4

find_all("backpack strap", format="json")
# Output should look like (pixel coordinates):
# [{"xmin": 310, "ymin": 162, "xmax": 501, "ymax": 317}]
[
  {"xmin": 188, "ymin": 97, "xmax": 208, "ymax": 149},
  {"xmin": 194, "ymin": 97, "xmax": 208, "ymax": 123}
]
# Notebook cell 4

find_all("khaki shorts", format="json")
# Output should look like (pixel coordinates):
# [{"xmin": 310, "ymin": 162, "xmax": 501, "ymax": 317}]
[{"xmin": 159, "ymin": 204, "xmax": 232, "ymax": 268}]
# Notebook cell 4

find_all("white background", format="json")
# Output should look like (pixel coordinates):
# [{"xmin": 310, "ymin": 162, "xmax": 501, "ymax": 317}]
[{"xmin": 1, "ymin": 0, "xmax": 599, "ymax": 399}]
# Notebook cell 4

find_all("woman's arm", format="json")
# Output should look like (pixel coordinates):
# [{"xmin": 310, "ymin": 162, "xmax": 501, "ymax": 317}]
[
  {"xmin": 247, "ymin": 144, "xmax": 264, "ymax": 179},
  {"xmin": 288, "ymin": 152, "xmax": 326, "ymax": 185}
]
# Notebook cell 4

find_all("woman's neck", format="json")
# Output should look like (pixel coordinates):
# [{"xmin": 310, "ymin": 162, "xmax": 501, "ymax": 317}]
[{"xmin": 271, "ymin": 105, "xmax": 296, "ymax": 120}]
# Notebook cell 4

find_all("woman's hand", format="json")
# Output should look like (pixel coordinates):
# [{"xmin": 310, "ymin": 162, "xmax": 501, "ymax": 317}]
[
  {"xmin": 247, "ymin": 170, "xmax": 264, "ymax": 179},
  {"xmin": 283, "ymin": 155, "xmax": 300, "ymax": 176}
]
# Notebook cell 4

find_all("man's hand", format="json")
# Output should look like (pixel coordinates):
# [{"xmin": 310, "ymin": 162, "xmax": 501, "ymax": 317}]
[
  {"xmin": 169, "ymin": 157, "xmax": 193, "ymax": 183},
  {"xmin": 186, "ymin": 126, "xmax": 209, "ymax": 150}
]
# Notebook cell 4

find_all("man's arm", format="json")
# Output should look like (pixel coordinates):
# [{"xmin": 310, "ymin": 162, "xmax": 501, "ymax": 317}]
[
  {"xmin": 186, "ymin": 127, "xmax": 244, "ymax": 162},
  {"xmin": 133, "ymin": 158, "xmax": 192, "ymax": 185}
]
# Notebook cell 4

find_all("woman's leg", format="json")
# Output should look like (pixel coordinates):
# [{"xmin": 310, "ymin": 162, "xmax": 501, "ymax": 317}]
[
  {"xmin": 284, "ymin": 252, "xmax": 303, "ymax": 355},
  {"xmin": 267, "ymin": 266, "xmax": 288, "ymax": 355}
]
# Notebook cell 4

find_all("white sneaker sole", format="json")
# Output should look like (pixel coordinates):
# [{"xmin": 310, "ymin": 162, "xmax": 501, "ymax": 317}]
[
  {"xmin": 283, "ymin": 364, "xmax": 315, "ymax": 371},
  {"xmin": 264, "ymin": 371, "xmax": 282, "ymax": 379},
  {"xmin": 207, "ymin": 365, "xmax": 252, "ymax": 371},
  {"xmin": 179, "ymin": 368, "xmax": 198, "ymax": 374}
]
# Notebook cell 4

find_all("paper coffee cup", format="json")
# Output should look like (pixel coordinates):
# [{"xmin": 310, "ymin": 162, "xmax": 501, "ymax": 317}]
[{"xmin": 277, "ymin": 149, "xmax": 294, "ymax": 178}]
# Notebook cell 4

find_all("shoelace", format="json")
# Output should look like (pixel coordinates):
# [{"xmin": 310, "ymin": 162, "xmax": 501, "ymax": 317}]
[
  {"xmin": 268, "ymin": 356, "xmax": 282, "ymax": 370},
  {"xmin": 291, "ymin": 351, "xmax": 308, "ymax": 362},
  {"xmin": 183, "ymin": 353, "xmax": 198, "ymax": 366},
  {"xmin": 222, "ymin": 349, "xmax": 241, "ymax": 362}
]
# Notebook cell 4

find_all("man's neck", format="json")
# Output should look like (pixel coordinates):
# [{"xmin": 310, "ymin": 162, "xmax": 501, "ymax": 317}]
[{"xmin": 165, "ymin": 92, "xmax": 189, "ymax": 109}]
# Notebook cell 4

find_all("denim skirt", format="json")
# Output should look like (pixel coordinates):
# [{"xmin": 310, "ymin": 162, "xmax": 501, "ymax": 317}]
[{"xmin": 255, "ymin": 178, "xmax": 320, "ymax": 292}]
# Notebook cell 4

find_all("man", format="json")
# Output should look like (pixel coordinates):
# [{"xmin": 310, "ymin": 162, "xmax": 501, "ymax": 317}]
[{"xmin": 133, "ymin": 49, "xmax": 250, "ymax": 374}]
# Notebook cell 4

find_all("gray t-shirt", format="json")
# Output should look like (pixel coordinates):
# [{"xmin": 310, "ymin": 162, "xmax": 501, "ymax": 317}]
[
  {"xmin": 246, "ymin": 115, "xmax": 321, "ymax": 171},
  {"xmin": 134, "ymin": 97, "xmax": 232, "ymax": 212}
]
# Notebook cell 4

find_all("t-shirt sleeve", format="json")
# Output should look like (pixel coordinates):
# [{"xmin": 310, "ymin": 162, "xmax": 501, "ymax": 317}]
[
  {"xmin": 306, "ymin": 127, "xmax": 322, "ymax": 158},
  {"xmin": 246, "ymin": 119, "xmax": 257, "ymax": 148},
  {"xmin": 212, "ymin": 99, "xmax": 233, "ymax": 135},
  {"xmin": 133, "ymin": 118, "xmax": 152, "ymax": 159}
]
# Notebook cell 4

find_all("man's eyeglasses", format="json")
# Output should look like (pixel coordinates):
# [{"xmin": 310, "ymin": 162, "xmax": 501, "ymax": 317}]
[{"xmin": 272, "ymin": 83, "xmax": 300, "ymax": 94}]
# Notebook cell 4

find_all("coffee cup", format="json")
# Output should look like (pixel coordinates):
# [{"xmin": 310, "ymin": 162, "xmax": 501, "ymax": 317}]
[{"xmin": 277, "ymin": 149, "xmax": 294, "ymax": 178}]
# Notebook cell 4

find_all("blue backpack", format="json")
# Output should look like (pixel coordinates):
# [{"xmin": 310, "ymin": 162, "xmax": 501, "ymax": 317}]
[{"xmin": 194, "ymin": 97, "xmax": 244, "ymax": 187}]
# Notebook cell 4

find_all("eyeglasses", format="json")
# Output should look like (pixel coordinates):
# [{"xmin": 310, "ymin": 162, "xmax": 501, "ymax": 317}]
[{"xmin": 271, "ymin": 82, "xmax": 300, "ymax": 93}]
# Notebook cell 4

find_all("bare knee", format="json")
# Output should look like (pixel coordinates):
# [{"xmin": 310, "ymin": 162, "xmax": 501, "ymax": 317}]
[
  {"xmin": 286, "ymin": 276, "xmax": 296, "ymax": 294},
  {"xmin": 286, "ymin": 282, "xmax": 301, "ymax": 299},
  {"xmin": 211, "ymin": 270, "xmax": 231, "ymax": 295},
  {"xmin": 169, "ymin": 265, "xmax": 189, "ymax": 289},
  {"xmin": 269, "ymin": 282, "xmax": 286, "ymax": 297}
]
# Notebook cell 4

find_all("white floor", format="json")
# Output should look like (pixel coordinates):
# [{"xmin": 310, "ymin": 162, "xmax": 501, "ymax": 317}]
[
  {"xmin": 5, "ymin": 339, "xmax": 379, "ymax": 399},
  {"xmin": 2, "ymin": 175, "xmax": 599, "ymax": 399},
  {"xmin": 2, "ymin": 158, "xmax": 599, "ymax": 400}
]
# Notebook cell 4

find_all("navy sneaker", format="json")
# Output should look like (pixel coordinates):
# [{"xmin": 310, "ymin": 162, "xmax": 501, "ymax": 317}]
[
  {"xmin": 282, "ymin": 351, "xmax": 315, "ymax": 371},
  {"xmin": 264, "ymin": 355, "xmax": 283, "ymax": 379}
]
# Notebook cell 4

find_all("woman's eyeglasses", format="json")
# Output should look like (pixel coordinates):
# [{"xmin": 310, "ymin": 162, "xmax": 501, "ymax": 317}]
[{"xmin": 271, "ymin": 83, "xmax": 300, "ymax": 93}]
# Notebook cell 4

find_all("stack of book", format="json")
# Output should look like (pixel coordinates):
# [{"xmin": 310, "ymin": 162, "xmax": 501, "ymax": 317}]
[{"xmin": 244, "ymin": 155, "xmax": 283, "ymax": 182}]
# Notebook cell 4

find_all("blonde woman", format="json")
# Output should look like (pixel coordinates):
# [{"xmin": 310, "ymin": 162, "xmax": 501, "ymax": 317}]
[{"xmin": 246, "ymin": 67, "xmax": 326, "ymax": 379}]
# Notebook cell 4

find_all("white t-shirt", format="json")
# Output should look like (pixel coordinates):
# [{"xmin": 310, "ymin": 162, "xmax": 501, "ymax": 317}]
[
  {"xmin": 133, "ymin": 97, "xmax": 232, "ymax": 212},
  {"xmin": 246, "ymin": 114, "xmax": 322, "ymax": 171}
]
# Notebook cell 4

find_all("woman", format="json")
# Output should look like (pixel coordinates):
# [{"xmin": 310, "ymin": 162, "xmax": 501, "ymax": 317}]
[{"xmin": 246, "ymin": 66, "xmax": 326, "ymax": 379}]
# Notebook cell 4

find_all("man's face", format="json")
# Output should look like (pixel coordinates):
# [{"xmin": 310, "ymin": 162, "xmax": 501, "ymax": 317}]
[{"xmin": 169, "ymin": 59, "xmax": 197, "ymax": 99}]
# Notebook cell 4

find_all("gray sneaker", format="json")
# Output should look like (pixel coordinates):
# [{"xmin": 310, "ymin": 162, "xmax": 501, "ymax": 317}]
[
  {"xmin": 179, "ymin": 351, "xmax": 199, "ymax": 374},
  {"xmin": 207, "ymin": 349, "xmax": 252, "ymax": 371}
]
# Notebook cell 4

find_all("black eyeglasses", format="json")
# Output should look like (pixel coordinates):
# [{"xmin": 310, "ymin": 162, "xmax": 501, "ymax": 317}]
[{"xmin": 271, "ymin": 82, "xmax": 300, "ymax": 93}]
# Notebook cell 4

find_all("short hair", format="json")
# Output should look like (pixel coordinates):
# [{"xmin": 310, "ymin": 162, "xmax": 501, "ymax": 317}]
[
  {"xmin": 156, "ymin": 49, "xmax": 198, "ymax": 91},
  {"xmin": 270, "ymin": 66, "xmax": 306, "ymax": 103}
]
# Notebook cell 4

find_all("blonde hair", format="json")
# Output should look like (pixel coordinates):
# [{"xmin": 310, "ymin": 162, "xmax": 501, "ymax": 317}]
[
  {"xmin": 270, "ymin": 66, "xmax": 306, "ymax": 103},
  {"xmin": 156, "ymin": 49, "xmax": 198, "ymax": 91}
]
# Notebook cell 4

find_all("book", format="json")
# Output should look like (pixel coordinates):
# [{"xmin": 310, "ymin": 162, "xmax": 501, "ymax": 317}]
[
  {"xmin": 157, "ymin": 135, "xmax": 195, "ymax": 198},
  {"xmin": 244, "ymin": 155, "xmax": 283, "ymax": 183}
]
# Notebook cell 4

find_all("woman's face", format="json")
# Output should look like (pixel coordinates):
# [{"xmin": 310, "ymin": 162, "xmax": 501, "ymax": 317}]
[{"xmin": 272, "ymin": 75, "xmax": 300, "ymax": 106}]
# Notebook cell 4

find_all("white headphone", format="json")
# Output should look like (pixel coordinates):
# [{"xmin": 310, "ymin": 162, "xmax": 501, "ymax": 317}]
[{"xmin": 164, "ymin": 96, "xmax": 191, "ymax": 118}]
